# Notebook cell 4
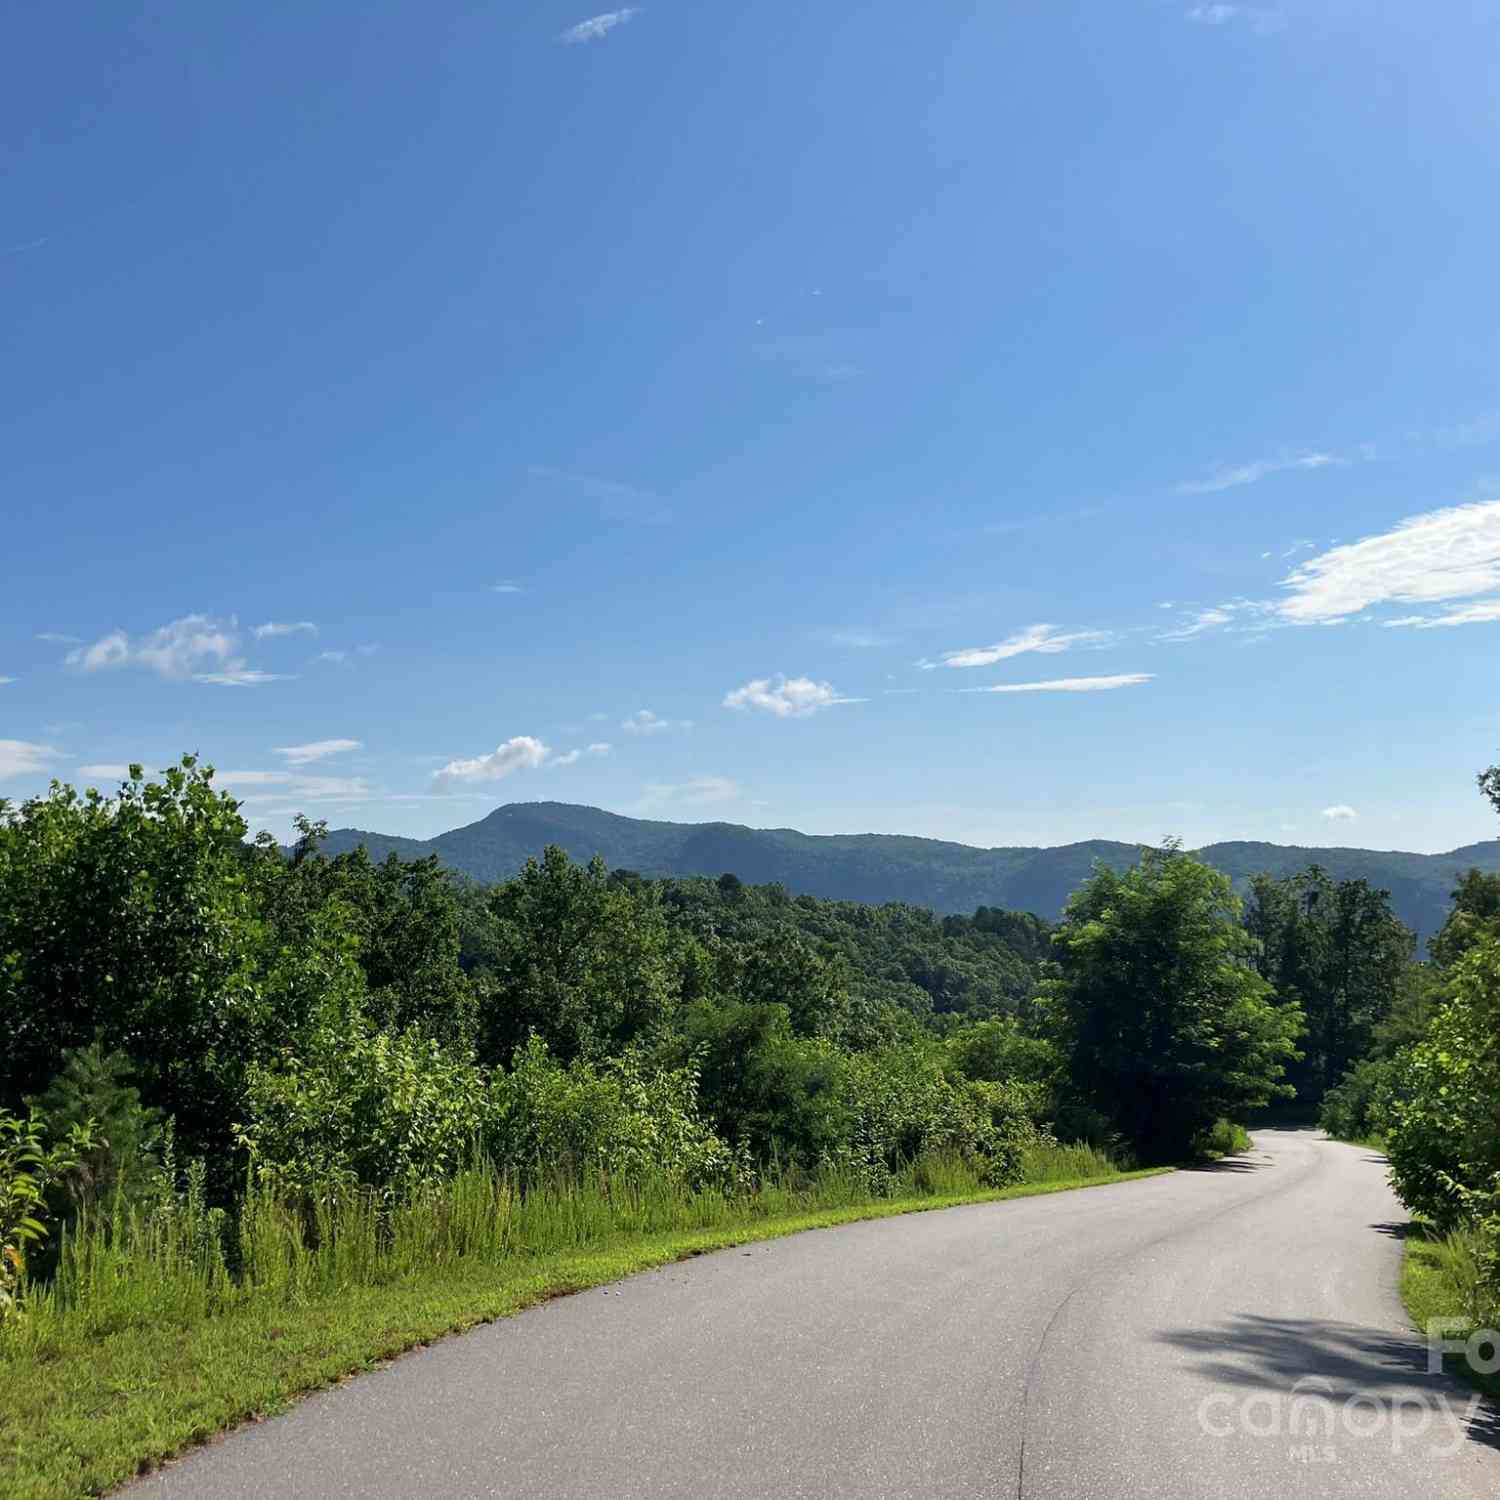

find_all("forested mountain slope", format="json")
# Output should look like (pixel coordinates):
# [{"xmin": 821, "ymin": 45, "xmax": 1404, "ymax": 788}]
[{"xmin": 317, "ymin": 802, "xmax": 1500, "ymax": 942}]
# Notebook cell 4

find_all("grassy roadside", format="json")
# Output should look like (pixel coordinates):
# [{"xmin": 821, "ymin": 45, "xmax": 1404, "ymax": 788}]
[
  {"xmin": 1400, "ymin": 1226, "xmax": 1500, "ymax": 1407},
  {"xmin": 0, "ymin": 1165, "xmax": 1167, "ymax": 1500}
]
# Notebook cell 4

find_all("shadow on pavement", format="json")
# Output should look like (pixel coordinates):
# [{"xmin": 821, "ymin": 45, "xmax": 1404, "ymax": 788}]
[
  {"xmin": 1180, "ymin": 1157, "xmax": 1267, "ymax": 1174},
  {"xmin": 1370, "ymin": 1220, "xmax": 1417, "ymax": 1241},
  {"xmin": 1157, "ymin": 1314, "xmax": 1500, "ymax": 1454}
]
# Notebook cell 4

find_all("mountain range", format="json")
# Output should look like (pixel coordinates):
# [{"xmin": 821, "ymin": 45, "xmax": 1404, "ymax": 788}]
[{"xmin": 315, "ymin": 802, "xmax": 1500, "ymax": 944}]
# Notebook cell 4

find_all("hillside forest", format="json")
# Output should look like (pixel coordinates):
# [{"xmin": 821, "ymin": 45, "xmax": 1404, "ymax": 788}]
[{"xmin": 0, "ymin": 757, "xmax": 1496, "ymax": 1355}]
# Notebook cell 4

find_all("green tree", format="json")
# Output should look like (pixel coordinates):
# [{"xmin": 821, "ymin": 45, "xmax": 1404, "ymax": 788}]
[
  {"xmin": 1429, "ymin": 868, "xmax": 1500, "ymax": 970},
  {"xmin": 478, "ymin": 848, "xmax": 681, "ymax": 1066},
  {"xmin": 1245, "ymin": 866, "xmax": 1412, "ymax": 1101},
  {"xmin": 1043, "ymin": 845, "xmax": 1303, "ymax": 1162},
  {"xmin": 0, "ymin": 760, "xmax": 268, "ymax": 1177}
]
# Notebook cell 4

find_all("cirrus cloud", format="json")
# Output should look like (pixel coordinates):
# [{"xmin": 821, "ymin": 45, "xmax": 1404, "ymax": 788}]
[
  {"xmin": 1278, "ymin": 500, "xmax": 1500, "ymax": 624},
  {"xmin": 923, "ymin": 623, "xmax": 1112, "ymax": 670},
  {"xmin": 559, "ymin": 8, "xmax": 640, "ymax": 44},
  {"xmin": 959, "ymin": 673, "xmax": 1153, "ymax": 694}
]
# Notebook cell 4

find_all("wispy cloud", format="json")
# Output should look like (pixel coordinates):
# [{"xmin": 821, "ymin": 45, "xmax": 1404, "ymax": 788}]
[
  {"xmin": 553, "ymin": 742, "xmax": 612, "ymax": 767},
  {"xmin": 0, "ymin": 739, "xmax": 55, "ymax": 779},
  {"xmin": 36, "ymin": 631, "xmax": 81, "ymax": 645},
  {"xmin": 491, "ymin": 582, "xmax": 524, "ymax": 595},
  {"xmin": 923, "ymin": 624, "xmax": 1111, "ymax": 670},
  {"xmin": 635, "ymin": 775, "xmax": 740, "ymax": 813},
  {"xmin": 1157, "ymin": 606, "xmax": 1235, "ymax": 641},
  {"xmin": 559, "ymin": 8, "xmax": 640, "ymax": 44},
  {"xmin": 1380, "ymin": 600, "xmax": 1500, "ymax": 629},
  {"xmin": 77, "ymin": 764, "xmax": 133, "ymax": 782},
  {"xmin": 1186, "ymin": 4, "xmax": 1281, "ymax": 30},
  {"xmin": 1277, "ymin": 500, "xmax": 1500, "ymax": 624},
  {"xmin": 314, "ymin": 650, "xmax": 348, "ymax": 665},
  {"xmin": 273, "ymin": 739, "xmax": 362, "ymax": 765},
  {"xmin": 622, "ymin": 709, "xmax": 692, "ymax": 734},
  {"xmin": 959, "ymin": 673, "xmax": 1154, "ymax": 694},
  {"xmin": 253, "ymin": 621, "xmax": 318, "ymax": 640},
  {"xmin": 723, "ymin": 675, "xmax": 862, "ymax": 718},
  {"xmin": 1321, "ymin": 804, "xmax": 1359, "ymax": 821},
  {"xmin": 194, "ymin": 669, "xmax": 295, "ymax": 687},
  {"xmin": 530, "ymin": 465, "xmax": 673, "ymax": 525},
  {"xmin": 1178, "ymin": 452, "xmax": 1339, "ymax": 495},
  {"xmin": 217, "ymin": 769, "xmax": 374, "ymax": 804},
  {"xmin": 67, "ymin": 615, "xmax": 237, "ymax": 678},
  {"xmin": 818, "ymin": 628, "xmax": 893, "ymax": 649}
]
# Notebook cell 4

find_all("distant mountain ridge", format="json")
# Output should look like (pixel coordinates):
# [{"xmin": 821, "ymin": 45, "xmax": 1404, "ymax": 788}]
[{"xmin": 316, "ymin": 802, "xmax": 1500, "ymax": 943}]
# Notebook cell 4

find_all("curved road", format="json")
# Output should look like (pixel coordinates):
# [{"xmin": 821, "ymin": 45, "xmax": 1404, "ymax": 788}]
[{"xmin": 135, "ymin": 1131, "xmax": 1499, "ymax": 1498}]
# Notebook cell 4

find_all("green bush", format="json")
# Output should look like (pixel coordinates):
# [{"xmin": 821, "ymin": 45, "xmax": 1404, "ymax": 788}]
[
  {"xmin": 1318, "ymin": 1057, "xmax": 1396, "ymax": 1143},
  {"xmin": 485, "ymin": 1036, "xmax": 747, "ymax": 1191}
]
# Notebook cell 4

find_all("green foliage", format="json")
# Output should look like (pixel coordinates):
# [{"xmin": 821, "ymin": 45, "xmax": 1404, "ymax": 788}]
[
  {"xmin": 1245, "ymin": 866, "xmax": 1412, "ymax": 1101},
  {"xmin": 1318, "ymin": 1056, "xmax": 1397, "ymax": 1143},
  {"xmin": 478, "ymin": 848, "xmax": 682, "ymax": 1065},
  {"xmin": 1429, "ymin": 868, "xmax": 1500, "ymax": 970},
  {"xmin": 1193, "ymin": 1119, "xmax": 1253, "ymax": 1157},
  {"xmin": 486, "ymin": 1037, "xmax": 747, "ymax": 1190},
  {"xmin": 1, "ymin": 1110, "xmax": 96, "ymax": 1322},
  {"xmin": 238, "ymin": 1022, "xmax": 487, "ymax": 1199},
  {"xmin": 0, "ymin": 760, "xmax": 265, "ymax": 1176},
  {"xmin": 1044, "ymin": 844, "xmax": 1304, "ymax": 1163},
  {"xmin": 1384, "ymin": 929, "xmax": 1500, "ymax": 1242}
]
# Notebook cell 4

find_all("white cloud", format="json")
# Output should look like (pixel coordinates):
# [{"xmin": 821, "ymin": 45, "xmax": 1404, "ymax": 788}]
[
  {"xmin": 1321, "ymin": 804, "xmax": 1359, "ymax": 821},
  {"xmin": 722, "ymin": 675, "xmax": 862, "ymax": 718},
  {"xmin": 586, "ymin": 741, "xmax": 612, "ymax": 756},
  {"xmin": 219, "ymin": 768, "xmax": 374, "ymax": 804},
  {"xmin": 491, "ymin": 582, "xmax": 524, "ymax": 595},
  {"xmin": 1159, "ymin": 606, "xmax": 1234, "ymax": 641},
  {"xmin": 273, "ymin": 739, "xmax": 362, "ymax": 765},
  {"xmin": 552, "ymin": 743, "xmax": 611, "ymax": 767},
  {"xmin": 959, "ymin": 673, "xmax": 1154, "ymax": 694},
  {"xmin": 63, "ymin": 614, "xmax": 292, "ymax": 686},
  {"xmin": 253, "ymin": 621, "xmax": 318, "ymax": 640},
  {"xmin": 0, "ymin": 740, "xmax": 54, "ymax": 779},
  {"xmin": 193, "ymin": 669, "xmax": 294, "ymax": 687},
  {"xmin": 1278, "ymin": 500, "xmax": 1500, "ymax": 624},
  {"xmin": 1380, "ymin": 600, "xmax": 1500, "ymax": 629},
  {"xmin": 1178, "ymin": 452, "xmax": 1338, "ymax": 495},
  {"xmin": 636, "ymin": 775, "xmax": 740, "ymax": 812},
  {"xmin": 559, "ymin": 8, "xmax": 640, "ymax": 44},
  {"xmin": 36, "ymin": 632, "xmax": 81, "ymax": 644},
  {"xmin": 1186, "ymin": 3, "xmax": 1281, "ymax": 31},
  {"xmin": 77, "ymin": 764, "xmax": 133, "ymax": 781},
  {"xmin": 924, "ymin": 623, "xmax": 1111, "ymax": 670},
  {"xmin": 433, "ymin": 736, "xmax": 550, "ymax": 790},
  {"xmin": 622, "ymin": 709, "xmax": 692, "ymax": 734},
  {"xmin": 314, "ymin": 650, "xmax": 348, "ymax": 665},
  {"xmin": 66, "ymin": 615, "xmax": 236, "ymax": 678}
]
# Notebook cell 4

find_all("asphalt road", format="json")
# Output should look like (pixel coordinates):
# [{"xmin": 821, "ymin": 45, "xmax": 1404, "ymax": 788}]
[{"xmin": 133, "ymin": 1130, "xmax": 1500, "ymax": 1499}]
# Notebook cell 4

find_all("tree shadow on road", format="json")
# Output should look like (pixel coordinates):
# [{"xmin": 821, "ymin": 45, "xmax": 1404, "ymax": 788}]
[
  {"xmin": 1179, "ymin": 1157, "xmax": 1267, "ymax": 1174},
  {"xmin": 1156, "ymin": 1314, "xmax": 1500, "ymax": 1454}
]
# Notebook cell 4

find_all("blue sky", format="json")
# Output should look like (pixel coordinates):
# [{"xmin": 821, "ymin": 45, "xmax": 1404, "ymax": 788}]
[{"xmin": 5, "ymin": 1, "xmax": 1500, "ymax": 854}]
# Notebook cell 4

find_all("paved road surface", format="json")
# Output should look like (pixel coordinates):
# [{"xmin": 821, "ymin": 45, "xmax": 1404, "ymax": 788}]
[{"xmin": 133, "ymin": 1130, "xmax": 1500, "ymax": 1498}]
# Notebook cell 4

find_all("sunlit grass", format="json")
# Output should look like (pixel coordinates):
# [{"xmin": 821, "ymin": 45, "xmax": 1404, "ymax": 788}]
[{"xmin": 0, "ymin": 1153, "xmax": 1165, "ymax": 1498}]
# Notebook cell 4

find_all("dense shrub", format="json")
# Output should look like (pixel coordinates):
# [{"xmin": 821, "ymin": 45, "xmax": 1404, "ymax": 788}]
[
  {"xmin": 486, "ymin": 1037, "xmax": 746, "ymax": 1191},
  {"xmin": 1318, "ymin": 1057, "xmax": 1397, "ymax": 1143}
]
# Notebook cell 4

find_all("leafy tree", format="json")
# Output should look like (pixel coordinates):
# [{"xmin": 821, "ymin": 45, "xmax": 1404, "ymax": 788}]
[
  {"xmin": 1043, "ymin": 845, "xmax": 1303, "ymax": 1162},
  {"xmin": 1429, "ymin": 869, "xmax": 1500, "ymax": 970},
  {"xmin": 1245, "ymin": 866, "xmax": 1412, "ymax": 1101},
  {"xmin": 0, "ymin": 760, "xmax": 271, "ymax": 1179},
  {"xmin": 1, "ymin": 1110, "xmax": 96, "ymax": 1321},
  {"xmin": 478, "ymin": 848, "xmax": 681, "ymax": 1066}
]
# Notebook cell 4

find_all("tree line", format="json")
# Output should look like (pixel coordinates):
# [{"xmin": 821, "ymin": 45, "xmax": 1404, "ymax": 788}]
[{"xmin": 1, "ymin": 755, "xmax": 1494, "ymax": 1326}]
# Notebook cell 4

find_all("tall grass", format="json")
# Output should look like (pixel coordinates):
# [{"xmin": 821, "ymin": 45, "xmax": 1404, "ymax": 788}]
[{"xmin": 2, "ymin": 1145, "xmax": 1125, "ymax": 1360}]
